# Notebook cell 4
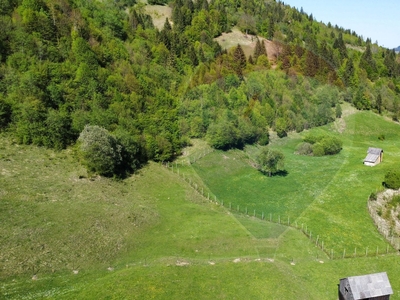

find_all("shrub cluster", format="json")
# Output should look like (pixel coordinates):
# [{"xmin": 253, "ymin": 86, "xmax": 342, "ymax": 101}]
[
  {"xmin": 384, "ymin": 169, "xmax": 400, "ymax": 189},
  {"xmin": 296, "ymin": 133, "xmax": 342, "ymax": 156},
  {"xmin": 206, "ymin": 117, "xmax": 269, "ymax": 150},
  {"xmin": 78, "ymin": 125, "xmax": 140, "ymax": 177}
]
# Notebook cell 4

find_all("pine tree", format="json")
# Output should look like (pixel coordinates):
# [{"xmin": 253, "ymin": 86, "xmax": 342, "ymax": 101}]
[
  {"xmin": 253, "ymin": 38, "xmax": 266, "ymax": 61},
  {"xmin": 233, "ymin": 44, "xmax": 246, "ymax": 77},
  {"xmin": 376, "ymin": 93, "xmax": 383, "ymax": 114},
  {"xmin": 359, "ymin": 41, "xmax": 378, "ymax": 80}
]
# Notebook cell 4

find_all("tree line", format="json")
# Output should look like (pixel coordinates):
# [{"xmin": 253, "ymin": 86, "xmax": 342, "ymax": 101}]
[{"xmin": 0, "ymin": 0, "xmax": 399, "ymax": 176}]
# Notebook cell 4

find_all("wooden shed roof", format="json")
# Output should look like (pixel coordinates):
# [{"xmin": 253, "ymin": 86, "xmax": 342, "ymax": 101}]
[
  {"xmin": 341, "ymin": 272, "xmax": 393, "ymax": 299},
  {"xmin": 364, "ymin": 147, "xmax": 383, "ymax": 163},
  {"xmin": 367, "ymin": 147, "xmax": 383, "ymax": 155}
]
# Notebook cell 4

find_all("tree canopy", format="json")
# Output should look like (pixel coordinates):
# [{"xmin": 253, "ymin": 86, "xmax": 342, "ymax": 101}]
[
  {"xmin": 256, "ymin": 147, "xmax": 285, "ymax": 177},
  {"xmin": 0, "ymin": 0, "xmax": 398, "ymax": 171}
]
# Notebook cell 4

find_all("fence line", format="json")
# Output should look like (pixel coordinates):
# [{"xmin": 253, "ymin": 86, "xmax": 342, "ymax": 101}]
[{"xmin": 163, "ymin": 162, "xmax": 398, "ymax": 260}]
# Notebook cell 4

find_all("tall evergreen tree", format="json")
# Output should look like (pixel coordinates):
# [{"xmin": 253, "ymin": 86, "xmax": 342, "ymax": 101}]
[{"xmin": 233, "ymin": 44, "xmax": 247, "ymax": 77}]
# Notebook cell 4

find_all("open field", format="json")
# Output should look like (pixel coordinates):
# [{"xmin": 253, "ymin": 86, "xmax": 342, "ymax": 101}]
[
  {"xmin": 184, "ymin": 110, "xmax": 400, "ymax": 256},
  {"xmin": 2, "ymin": 109, "xmax": 400, "ymax": 299}
]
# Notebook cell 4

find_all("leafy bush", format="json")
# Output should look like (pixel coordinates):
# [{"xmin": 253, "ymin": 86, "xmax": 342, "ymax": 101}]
[
  {"xmin": 78, "ymin": 125, "xmax": 123, "ymax": 177},
  {"xmin": 301, "ymin": 133, "xmax": 342, "ymax": 156},
  {"xmin": 303, "ymin": 132, "xmax": 325, "ymax": 144},
  {"xmin": 312, "ymin": 143, "xmax": 325, "ymax": 156},
  {"xmin": 384, "ymin": 169, "xmax": 400, "ymax": 189},
  {"xmin": 319, "ymin": 136, "xmax": 342, "ymax": 155},
  {"xmin": 206, "ymin": 121, "xmax": 238, "ymax": 150},
  {"xmin": 295, "ymin": 142, "xmax": 313, "ymax": 155},
  {"xmin": 256, "ymin": 147, "xmax": 285, "ymax": 176},
  {"xmin": 369, "ymin": 191, "xmax": 377, "ymax": 201}
]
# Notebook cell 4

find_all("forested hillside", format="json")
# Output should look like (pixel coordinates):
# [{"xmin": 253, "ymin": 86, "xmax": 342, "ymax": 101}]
[{"xmin": 0, "ymin": 0, "xmax": 399, "ymax": 175}]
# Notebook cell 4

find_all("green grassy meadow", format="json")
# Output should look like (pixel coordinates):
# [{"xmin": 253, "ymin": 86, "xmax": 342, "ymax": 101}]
[{"xmin": 2, "ymin": 109, "xmax": 400, "ymax": 299}]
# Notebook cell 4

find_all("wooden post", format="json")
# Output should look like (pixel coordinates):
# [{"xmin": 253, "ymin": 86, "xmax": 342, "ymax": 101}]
[
  {"xmin": 365, "ymin": 247, "xmax": 368, "ymax": 257},
  {"xmin": 343, "ymin": 249, "xmax": 346, "ymax": 259},
  {"xmin": 262, "ymin": 212, "xmax": 264, "ymax": 220},
  {"xmin": 376, "ymin": 246, "xmax": 379, "ymax": 256}
]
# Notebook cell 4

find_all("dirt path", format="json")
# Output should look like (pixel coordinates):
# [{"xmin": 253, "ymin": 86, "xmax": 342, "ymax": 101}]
[{"xmin": 333, "ymin": 102, "xmax": 358, "ymax": 133}]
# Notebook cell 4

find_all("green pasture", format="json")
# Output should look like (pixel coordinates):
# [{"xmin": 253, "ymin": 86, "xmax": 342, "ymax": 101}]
[
  {"xmin": 186, "ymin": 110, "xmax": 400, "ymax": 255},
  {"xmin": 2, "ymin": 110, "xmax": 400, "ymax": 299}
]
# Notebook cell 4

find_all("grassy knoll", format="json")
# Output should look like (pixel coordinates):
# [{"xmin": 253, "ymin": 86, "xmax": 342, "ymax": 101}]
[{"xmin": 188, "ymin": 110, "xmax": 399, "ymax": 255}]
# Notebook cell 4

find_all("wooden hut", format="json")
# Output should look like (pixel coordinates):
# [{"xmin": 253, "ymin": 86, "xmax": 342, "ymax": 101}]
[
  {"xmin": 338, "ymin": 272, "xmax": 393, "ymax": 300},
  {"xmin": 363, "ymin": 147, "xmax": 383, "ymax": 166}
]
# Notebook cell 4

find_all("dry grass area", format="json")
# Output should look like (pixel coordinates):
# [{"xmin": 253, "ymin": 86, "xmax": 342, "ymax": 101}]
[
  {"xmin": 144, "ymin": 5, "xmax": 172, "ymax": 30},
  {"xmin": 214, "ymin": 28, "xmax": 280, "ymax": 61}
]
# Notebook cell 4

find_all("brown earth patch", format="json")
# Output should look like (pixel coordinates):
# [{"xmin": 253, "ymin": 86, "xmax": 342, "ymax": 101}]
[{"xmin": 214, "ymin": 28, "xmax": 280, "ymax": 61}]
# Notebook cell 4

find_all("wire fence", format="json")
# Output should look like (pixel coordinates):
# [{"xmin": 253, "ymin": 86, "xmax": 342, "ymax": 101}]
[{"xmin": 163, "ymin": 160, "xmax": 399, "ymax": 260}]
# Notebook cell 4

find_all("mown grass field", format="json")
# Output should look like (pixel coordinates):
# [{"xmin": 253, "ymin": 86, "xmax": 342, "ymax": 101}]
[{"xmin": 2, "ymin": 109, "xmax": 400, "ymax": 299}]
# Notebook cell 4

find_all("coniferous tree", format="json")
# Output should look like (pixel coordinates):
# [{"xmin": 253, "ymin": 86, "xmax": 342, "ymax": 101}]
[
  {"xmin": 359, "ymin": 41, "xmax": 378, "ymax": 80},
  {"xmin": 233, "ymin": 44, "xmax": 246, "ymax": 77}
]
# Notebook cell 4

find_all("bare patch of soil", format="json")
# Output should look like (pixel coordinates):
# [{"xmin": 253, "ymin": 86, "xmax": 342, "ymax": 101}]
[
  {"xmin": 214, "ymin": 28, "xmax": 280, "ymax": 61},
  {"xmin": 176, "ymin": 260, "xmax": 190, "ymax": 267},
  {"xmin": 333, "ymin": 103, "xmax": 358, "ymax": 133},
  {"xmin": 145, "ymin": 5, "xmax": 172, "ymax": 30}
]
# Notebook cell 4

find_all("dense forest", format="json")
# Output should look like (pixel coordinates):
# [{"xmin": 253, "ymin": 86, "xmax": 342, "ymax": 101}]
[{"xmin": 0, "ymin": 0, "xmax": 399, "ymax": 176}]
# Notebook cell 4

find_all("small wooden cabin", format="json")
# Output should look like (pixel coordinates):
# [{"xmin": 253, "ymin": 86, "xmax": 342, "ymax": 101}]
[
  {"xmin": 363, "ymin": 147, "xmax": 384, "ymax": 166},
  {"xmin": 338, "ymin": 272, "xmax": 393, "ymax": 300}
]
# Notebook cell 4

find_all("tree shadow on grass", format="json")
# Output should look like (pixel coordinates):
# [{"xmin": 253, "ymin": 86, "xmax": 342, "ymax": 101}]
[
  {"xmin": 273, "ymin": 170, "xmax": 289, "ymax": 177},
  {"xmin": 259, "ymin": 170, "xmax": 289, "ymax": 177}
]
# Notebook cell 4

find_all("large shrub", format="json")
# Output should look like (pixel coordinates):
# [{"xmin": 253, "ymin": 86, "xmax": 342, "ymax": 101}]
[
  {"xmin": 78, "ymin": 125, "xmax": 122, "ymax": 177},
  {"xmin": 300, "ymin": 132, "xmax": 342, "ymax": 156},
  {"xmin": 384, "ymin": 169, "xmax": 400, "ymax": 189},
  {"xmin": 319, "ymin": 136, "xmax": 342, "ymax": 155},
  {"xmin": 256, "ymin": 147, "xmax": 285, "ymax": 177}
]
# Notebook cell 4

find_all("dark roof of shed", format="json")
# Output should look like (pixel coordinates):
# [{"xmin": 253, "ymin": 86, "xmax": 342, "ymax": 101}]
[
  {"xmin": 367, "ymin": 147, "xmax": 383, "ymax": 155},
  {"xmin": 341, "ymin": 272, "xmax": 393, "ymax": 299}
]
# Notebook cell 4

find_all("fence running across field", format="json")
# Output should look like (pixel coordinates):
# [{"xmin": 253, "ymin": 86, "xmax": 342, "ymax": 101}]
[{"xmin": 163, "ymin": 156, "xmax": 399, "ymax": 260}]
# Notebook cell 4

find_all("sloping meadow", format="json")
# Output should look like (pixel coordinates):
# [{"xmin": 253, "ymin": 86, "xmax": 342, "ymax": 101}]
[{"xmin": 190, "ymin": 110, "xmax": 400, "ymax": 256}]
